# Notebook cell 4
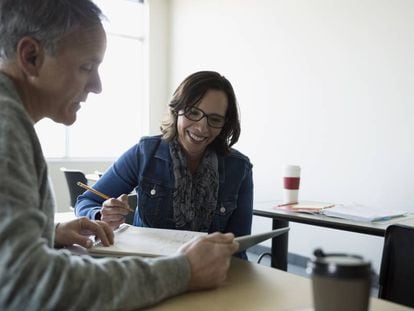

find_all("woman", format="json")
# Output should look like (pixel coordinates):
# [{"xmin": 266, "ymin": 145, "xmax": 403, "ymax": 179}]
[{"xmin": 75, "ymin": 71, "xmax": 253, "ymax": 258}]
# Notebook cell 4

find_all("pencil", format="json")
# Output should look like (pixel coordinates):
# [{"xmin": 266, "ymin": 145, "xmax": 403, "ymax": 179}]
[
  {"xmin": 76, "ymin": 182, "xmax": 134, "ymax": 213},
  {"xmin": 277, "ymin": 202, "xmax": 298, "ymax": 207}
]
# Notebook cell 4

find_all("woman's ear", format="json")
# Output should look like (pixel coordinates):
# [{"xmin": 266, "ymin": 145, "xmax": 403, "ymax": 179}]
[{"xmin": 16, "ymin": 37, "xmax": 44, "ymax": 77}]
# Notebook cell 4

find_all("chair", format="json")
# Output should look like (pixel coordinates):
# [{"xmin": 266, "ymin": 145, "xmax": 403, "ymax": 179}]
[
  {"xmin": 378, "ymin": 224, "xmax": 414, "ymax": 308},
  {"xmin": 60, "ymin": 167, "xmax": 88, "ymax": 209},
  {"xmin": 125, "ymin": 193, "xmax": 137, "ymax": 225}
]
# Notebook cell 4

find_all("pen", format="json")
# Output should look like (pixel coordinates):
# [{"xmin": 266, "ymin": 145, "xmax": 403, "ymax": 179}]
[{"xmin": 76, "ymin": 182, "xmax": 134, "ymax": 213}]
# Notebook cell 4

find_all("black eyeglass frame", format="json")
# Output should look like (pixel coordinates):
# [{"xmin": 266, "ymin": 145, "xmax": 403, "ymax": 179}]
[{"xmin": 178, "ymin": 106, "xmax": 226, "ymax": 129}]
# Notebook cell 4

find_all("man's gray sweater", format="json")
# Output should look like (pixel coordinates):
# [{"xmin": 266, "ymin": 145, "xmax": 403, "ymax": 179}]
[{"xmin": 0, "ymin": 72, "xmax": 190, "ymax": 310}]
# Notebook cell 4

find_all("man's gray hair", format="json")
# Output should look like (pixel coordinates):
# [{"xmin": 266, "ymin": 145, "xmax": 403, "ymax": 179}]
[{"xmin": 0, "ymin": 0, "xmax": 103, "ymax": 62}]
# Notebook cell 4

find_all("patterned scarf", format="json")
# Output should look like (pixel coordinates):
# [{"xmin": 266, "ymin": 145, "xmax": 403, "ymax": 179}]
[{"xmin": 170, "ymin": 139, "xmax": 219, "ymax": 231}]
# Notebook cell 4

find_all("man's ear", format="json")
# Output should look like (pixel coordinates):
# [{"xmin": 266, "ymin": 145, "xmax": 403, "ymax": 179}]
[{"xmin": 16, "ymin": 37, "xmax": 44, "ymax": 77}]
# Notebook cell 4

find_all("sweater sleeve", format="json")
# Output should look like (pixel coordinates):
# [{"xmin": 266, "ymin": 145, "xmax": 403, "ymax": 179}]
[
  {"xmin": 0, "ymin": 93, "xmax": 191, "ymax": 310},
  {"xmin": 0, "ymin": 212, "xmax": 191, "ymax": 310}
]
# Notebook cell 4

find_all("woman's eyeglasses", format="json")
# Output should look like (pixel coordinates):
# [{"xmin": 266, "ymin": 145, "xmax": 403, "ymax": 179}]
[{"xmin": 179, "ymin": 106, "xmax": 226, "ymax": 128}]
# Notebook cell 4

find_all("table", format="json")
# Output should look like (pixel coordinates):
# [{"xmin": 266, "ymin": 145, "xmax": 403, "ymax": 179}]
[
  {"xmin": 54, "ymin": 212, "xmax": 412, "ymax": 310},
  {"xmin": 148, "ymin": 258, "xmax": 412, "ymax": 311},
  {"xmin": 253, "ymin": 201, "xmax": 414, "ymax": 270}
]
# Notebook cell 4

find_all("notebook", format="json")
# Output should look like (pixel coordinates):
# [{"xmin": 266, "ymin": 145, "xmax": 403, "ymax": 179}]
[
  {"xmin": 88, "ymin": 224, "xmax": 290, "ymax": 257},
  {"xmin": 89, "ymin": 225, "xmax": 206, "ymax": 257},
  {"xmin": 321, "ymin": 204, "xmax": 408, "ymax": 222}
]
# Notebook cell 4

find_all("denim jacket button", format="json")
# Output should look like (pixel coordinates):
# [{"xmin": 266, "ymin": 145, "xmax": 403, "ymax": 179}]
[
  {"xmin": 150, "ymin": 189, "xmax": 156, "ymax": 195},
  {"xmin": 220, "ymin": 206, "xmax": 226, "ymax": 213}
]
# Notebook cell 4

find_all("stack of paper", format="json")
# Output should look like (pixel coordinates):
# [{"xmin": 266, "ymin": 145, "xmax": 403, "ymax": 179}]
[{"xmin": 321, "ymin": 204, "xmax": 407, "ymax": 222}]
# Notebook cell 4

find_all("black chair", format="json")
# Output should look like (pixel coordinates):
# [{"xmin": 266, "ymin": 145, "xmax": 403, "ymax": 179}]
[
  {"xmin": 378, "ymin": 224, "xmax": 414, "ymax": 308},
  {"xmin": 60, "ymin": 167, "xmax": 88, "ymax": 209}
]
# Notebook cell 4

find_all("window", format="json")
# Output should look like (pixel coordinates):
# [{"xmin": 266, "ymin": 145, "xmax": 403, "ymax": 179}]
[{"xmin": 35, "ymin": 0, "xmax": 146, "ymax": 159}]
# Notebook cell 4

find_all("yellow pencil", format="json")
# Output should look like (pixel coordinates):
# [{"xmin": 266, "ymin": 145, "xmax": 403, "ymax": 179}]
[{"xmin": 76, "ymin": 182, "xmax": 134, "ymax": 213}]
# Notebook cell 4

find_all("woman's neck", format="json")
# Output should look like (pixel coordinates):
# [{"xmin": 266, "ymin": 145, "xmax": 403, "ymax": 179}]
[{"xmin": 187, "ymin": 156, "xmax": 201, "ymax": 174}]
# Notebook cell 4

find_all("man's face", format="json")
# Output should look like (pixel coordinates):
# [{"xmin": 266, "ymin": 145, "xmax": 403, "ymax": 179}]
[{"xmin": 35, "ymin": 24, "xmax": 107, "ymax": 125}]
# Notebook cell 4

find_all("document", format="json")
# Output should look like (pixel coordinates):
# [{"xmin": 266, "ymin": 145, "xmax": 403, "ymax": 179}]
[
  {"xmin": 272, "ymin": 201, "xmax": 407, "ymax": 223},
  {"xmin": 89, "ymin": 225, "xmax": 207, "ymax": 257},
  {"xmin": 321, "ymin": 204, "xmax": 408, "ymax": 222},
  {"xmin": 88, "ymin": 225, "xmax": 290, "ymax": 257}
]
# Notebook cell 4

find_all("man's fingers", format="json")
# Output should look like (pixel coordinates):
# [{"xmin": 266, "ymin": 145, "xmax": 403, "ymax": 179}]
[
  {"xmin": 184, "ymin": 234, "xmax": 236, "ymax": 290},
  {"xmin": 96, "ymin": 220, "xmax": 115, "ymax": 244},
  {"xmin": 80, "ymin": 218, "xmax": 113, "ymax": 246},
  {"xmin": 216, "ymin": 239, "xmax": 239, "ymax": 255},
  {"xmin": 204, "ymin": 232, "xmax": 235, "ymax": 243},
  {"xmin": 206, "ymin": 233, "xmax": 239, "ymax": 255},
  {"xmin": 72, "ymin": 235, "xmax": 94, "ymax": 249},
  {"xmin": 230, "ymin": 240, "xmax": 240, "ymax": 254}
]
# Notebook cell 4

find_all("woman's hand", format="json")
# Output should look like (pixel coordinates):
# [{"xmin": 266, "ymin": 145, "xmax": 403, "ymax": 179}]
[{"xmin": 100, "ymin": 194, "xmax": 130, "ymax": 229}]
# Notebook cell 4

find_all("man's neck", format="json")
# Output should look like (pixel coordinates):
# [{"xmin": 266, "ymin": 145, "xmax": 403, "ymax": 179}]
[{"xmin": 0, "ymin": 65, "xmax": 41, "ymax": 124}]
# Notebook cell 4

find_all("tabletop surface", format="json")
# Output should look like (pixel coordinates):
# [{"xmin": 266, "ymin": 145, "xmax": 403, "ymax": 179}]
[
  {"xmin": 53, "ymin": 212, "xmax": 413, "ymax": 311},
  {"xmin": 147, "ymin": 258, "xmax": 412, "ymax": 311}
]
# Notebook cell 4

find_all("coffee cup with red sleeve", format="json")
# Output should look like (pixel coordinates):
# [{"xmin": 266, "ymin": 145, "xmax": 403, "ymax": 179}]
[{"xmin": 282, "ymin": 165, "xmax": 301, "ymax": 204}]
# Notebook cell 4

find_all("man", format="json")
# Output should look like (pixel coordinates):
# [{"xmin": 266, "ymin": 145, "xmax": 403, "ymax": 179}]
[{"xmin": 0, "ymin": 1, "xmax": 238, "ymax": 310}]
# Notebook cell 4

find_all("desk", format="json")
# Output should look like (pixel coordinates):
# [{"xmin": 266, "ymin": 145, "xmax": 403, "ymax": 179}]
[
  {"xmin": 253, "ymin": 202, "xmax": 414, "ymax": 270},
  {"xmin": 148, "ymin": 258, "xmax": 411, "ymax": 311}
]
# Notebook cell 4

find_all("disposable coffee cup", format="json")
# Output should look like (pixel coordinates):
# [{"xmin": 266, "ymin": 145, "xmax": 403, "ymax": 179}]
[
  {"xmin": 283, "ymin": 165, "xmax": 301, "ymax": 204},
  {"xmin": 307, "ymin": 249, "xmax": 371, "ymax": 311}
]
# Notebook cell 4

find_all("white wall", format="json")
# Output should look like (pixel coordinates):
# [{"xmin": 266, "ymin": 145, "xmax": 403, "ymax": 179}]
[
  {"xmin": 167, "ymin": 0, "xmax": 414, "ymax": 272},
  {"xmin": 146, "ymin": 0, "xmax": 172, "ymax": 134}
]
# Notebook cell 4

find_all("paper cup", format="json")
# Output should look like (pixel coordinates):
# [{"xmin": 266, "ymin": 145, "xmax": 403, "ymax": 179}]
[
  {"xmin": 307, "ymin": 249, "xmax": 371, "ymax": 311},
  {"xmin": 283, "ymin": 165, "xmax": 301, "ymax": 204}
]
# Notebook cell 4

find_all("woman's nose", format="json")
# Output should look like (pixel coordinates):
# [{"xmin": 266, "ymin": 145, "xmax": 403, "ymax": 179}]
[{"xmin": 194, "ymin": 115, "xmax": 209, "ymax": 129}]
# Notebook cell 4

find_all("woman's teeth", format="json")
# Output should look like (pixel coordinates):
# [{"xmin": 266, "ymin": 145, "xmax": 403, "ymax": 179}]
[{"xmin": 188, "ymin": 131, "xmax": 206, "ymax": 142}]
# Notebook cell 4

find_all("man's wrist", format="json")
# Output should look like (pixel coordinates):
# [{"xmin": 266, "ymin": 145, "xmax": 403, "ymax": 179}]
[{"xmin": 54, "ymin": 222, "xmax": 63, "ymax": 248}]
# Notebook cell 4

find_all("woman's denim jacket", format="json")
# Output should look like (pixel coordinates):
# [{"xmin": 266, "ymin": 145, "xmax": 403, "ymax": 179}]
[{"xmin": 76, "ymin": 135, "xmax": 253, "ymax": 257}]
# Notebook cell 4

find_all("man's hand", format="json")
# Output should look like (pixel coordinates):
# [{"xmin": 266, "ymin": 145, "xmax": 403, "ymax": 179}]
[
  {"xmin": 55, "ymin": 217, "xmax": 114, "ymax": 248},
  {"xmin": 100, "ymin": 194, "xmax": 130, "ymax": 229},
  {"xmin": 179, "ymin": 232, "xmax": 239, "ymax": 290}
]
